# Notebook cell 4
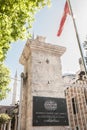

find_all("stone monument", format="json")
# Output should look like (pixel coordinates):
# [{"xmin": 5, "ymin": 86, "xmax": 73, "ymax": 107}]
[{"xmin": 19, "ymin": 36, "xmax": 69, "ymax": 130}]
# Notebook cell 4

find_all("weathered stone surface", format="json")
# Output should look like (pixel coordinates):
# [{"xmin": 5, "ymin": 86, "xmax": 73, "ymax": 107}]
[{"xmin": 19, "ymin": 36, "xmax": 69, "ymax": 130}]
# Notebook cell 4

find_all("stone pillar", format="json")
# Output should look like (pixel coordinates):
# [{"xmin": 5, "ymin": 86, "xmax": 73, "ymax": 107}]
[
  {"xmin": 19, "ymin": 36, "xmax": 68, "ymax": 130},
  {"xmin": 12, "ymin": 71, "xmax": 18, "ymax": 105},
  {"xmin": 1, "ymin": 124, "xmax": 3, "ymax": 130},
  {"xmin": 8, "ymin": 121, "xmax": 11, "ymax": 130},
  {"xmin": 14, "ymin": 115, "xmax": 17, "ymax": 130},
  {"xmin": 3, "ymin": 124, "xmax": 6, "ymax": 130}
]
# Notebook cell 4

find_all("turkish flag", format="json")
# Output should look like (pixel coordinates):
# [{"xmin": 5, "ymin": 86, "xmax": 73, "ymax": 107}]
[{"xmin": 57, "ymin": 1, "xmax": 70, "ymax": 36}]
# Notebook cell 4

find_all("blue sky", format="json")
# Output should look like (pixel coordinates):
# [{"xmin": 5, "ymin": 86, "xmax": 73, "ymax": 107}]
[{"xmin": 0, "ymin": 0, "xmax": 87, "ymax": 105}]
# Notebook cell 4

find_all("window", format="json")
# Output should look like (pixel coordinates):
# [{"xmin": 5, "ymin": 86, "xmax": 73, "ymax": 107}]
[
  {"xmin": 84, "ymin": 88, "xmax": 87, "ymax": 104},
  {"xmin": 72, "ymin": 97, "xmax": 78, "ymax": 114}
]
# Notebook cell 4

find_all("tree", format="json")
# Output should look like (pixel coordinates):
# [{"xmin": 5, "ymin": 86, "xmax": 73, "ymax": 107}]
[
  {"xmin": 0, "ymin": 0, "xmax": 50, "ymax": 99},
  {"xmin": 0, "ymin": 113, "xmax": 11, "ymax": 125},
  {"xmin": 0, "ymin": 63, "xmax": 10, "ymax": 100},
  {"xmin": 0, "ymin": 0, "xmax": 51, "ymax": 61}
]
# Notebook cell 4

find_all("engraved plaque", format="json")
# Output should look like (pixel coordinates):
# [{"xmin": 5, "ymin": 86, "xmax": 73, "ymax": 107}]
[{"xmin": 33, "ymin": 96, "xmax": 69, "ymax": 126}]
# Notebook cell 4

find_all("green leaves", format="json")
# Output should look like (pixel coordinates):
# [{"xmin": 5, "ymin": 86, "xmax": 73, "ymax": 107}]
[
  {"xmin": 0, "ymin": 0, "xmax": 50, "ymax": 61},
  {"xmin": 0, "ymin": 113, "xmax": 11, "ymax": 124},
  {"xmin": 0, "ymin": 0, "xmax": 51, "ymax": 99},
  {"xmin": 0, "ymin": 0, "xmax": 51, "ymax": 61},
  {"xmin": 0, "ymin": 63, "xmax": 10, "ymax": 100}
]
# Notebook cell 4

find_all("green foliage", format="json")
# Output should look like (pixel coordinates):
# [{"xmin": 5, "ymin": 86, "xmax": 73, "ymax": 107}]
[
  {"xmin": 0, "ymin": 0, "xmax": 50, "ymax": 100},
  {"xmin": 0, "ymin": 63, "xmax": 10, "ymax": 100},
  {"xmin": 0, "ymin": 113, "xmax": 11, "ymax": 124},
  {"xmin": 0, "ymin": 0, "xmax": 51, "ymax": 61}
]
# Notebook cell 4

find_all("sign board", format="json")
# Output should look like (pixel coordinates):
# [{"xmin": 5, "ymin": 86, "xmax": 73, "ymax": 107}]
[{"xmin": 33, "ymin": 96, "xmax": 69, "ymax": 126}]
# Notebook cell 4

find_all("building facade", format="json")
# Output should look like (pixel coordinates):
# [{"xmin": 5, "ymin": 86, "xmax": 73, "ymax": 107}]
[{"xmin": 65, "ymin": 58, "xmax": 87, "ymax": 130}]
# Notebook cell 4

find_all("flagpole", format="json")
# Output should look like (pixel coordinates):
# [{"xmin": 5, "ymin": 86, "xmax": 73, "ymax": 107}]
[{"xmin": 67, "ymin": 0, "xmax": 87, "ymax": 74}]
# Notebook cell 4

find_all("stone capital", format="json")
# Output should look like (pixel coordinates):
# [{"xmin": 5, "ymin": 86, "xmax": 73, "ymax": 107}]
[{"xmin": 19, "ymin": 36, "xmax": 66, "ymax": 65}]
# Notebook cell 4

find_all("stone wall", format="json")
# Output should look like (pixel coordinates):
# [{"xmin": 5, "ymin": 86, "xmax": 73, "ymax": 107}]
[{"xmin": 19, "ymin": 36, "xmax": 69, "ymax": 130}]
